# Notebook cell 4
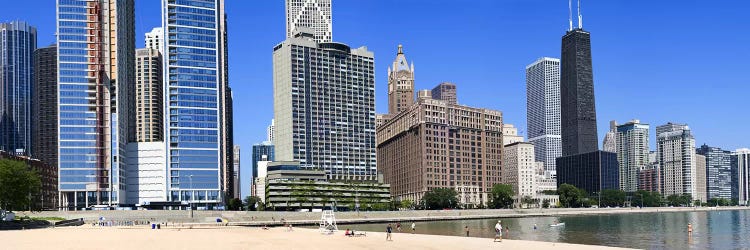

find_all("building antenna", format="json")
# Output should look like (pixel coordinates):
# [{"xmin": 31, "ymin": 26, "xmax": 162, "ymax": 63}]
[
  {"xmin": 568, "ymin": 0, "xmax": 573, "ymax": 31},
  {"xmin": 578, "ymin": 0, "xmax": 583, "ymax": 29}
]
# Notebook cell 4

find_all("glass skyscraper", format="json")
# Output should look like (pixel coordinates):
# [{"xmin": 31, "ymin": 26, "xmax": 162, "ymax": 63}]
[
  {"xmin": 252, "ymin": 141, "xmax": 274, "ymax": 180},
  {"xmin": 56, "ymin": 0, "xmax": 135, "ymax": 210},
  {"xmin": 163, "ymin": 0, "xmax": 226, "ymax": 208},
  {"xmin": 0, "ymin": 21, "xmax": 36, "ymax": 155},
  {"xmin": 526, "ymin": 57, "xmax": 561, "ymax": 174}
]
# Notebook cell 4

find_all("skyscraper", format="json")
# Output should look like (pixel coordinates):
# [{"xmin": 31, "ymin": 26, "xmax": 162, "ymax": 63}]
[
  {"xmin": 525, "ymin": 57, "xmax": 561, "ymax": 174},
  {"xmin": 695, "ymin": 154, "xmax": 707, "ymax": 202},
  {"xmin": 267, "ymin": 119, "xmax": 275, "ymax": 142},
  {"xmin": 285, "ymin": 0, "xmax": 333, "ymax": 43},
  {"xmin": 560, "ymin": 29, "xmax": 598, "ymax": 156},
  {"xmin": 0, "ymin": 21, "xmax": 36, "ymax": 155},
  {"xmin": 219, "ymin": 3, "xmax": 235, "ymax": 204},
  {"xmin": 656, "ymin": 123, "xmax": 697, "ymax": 198},
  {"xmin": 431, "ymin": 82, "xmax": 457, "ymax": 105},
  {"xmin": 387, "ymin": 44, "xmax": 414, "ymax": 115},
  {"xmin": 733, "ymin": 148, "xmax": 750, "ymax": 206},
  {"xmin": 252, "ymin": 141, "xmax": 274, "ymax": 180},
  {"xmin": 615, "ymin": 120, "xmax": 649, "ymax": 192},
  {"xmin": 602, "ymin": 120, "xmax": 617, "ymax": 153},
  {"xmin": 273, "ymin": 28, "xmax": 376, "ymax": 181},
  {"xmin": 145, "ymin": 27, "xmax": 163, "ymax": 53},
  {"xmin": 134, "ymin": 48, "xmax": 163, "ymax": 142},
  {"xmin": 56, "ymin": 0, "xmax": 135, "ymax": 210},
  {"xmin": 32, "ymin": 44, "xmax": 57, "ymax": 168},
  {"xmin": 696, "ymin": 144, "xmax": 732, "ymax": 200},
  {"xmin": 162, "ymin": 0, "xmax": 226, "ymax": 208},
  {"xmin": 233, "ymin": 145, "xmax": 240, "ymax": 199}
]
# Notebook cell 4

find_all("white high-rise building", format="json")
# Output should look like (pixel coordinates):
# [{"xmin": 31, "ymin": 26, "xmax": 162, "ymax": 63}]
[
  {"xmin": 145, "ymin": 27, "xmax": 163, "ymax": 53},
  {"xmin": 525, "ymin": 57, "xmax": 561, "ymax": 175},
  {"xmin": 286, "ymin": 0, "xmax": 332, "ymax": 43},
  {"xmin": 656, "ymin": 123, "xmax": 697, "ymax": 198},
  {"xmin": 503, "ymin": 142, "xmax": 539, "ymax": 207},
  {"xmin": 615, "ymin": 120, "xmax": 649, "ymax": 192},
  {"xmin": 733, "ymin": 149, "xmax": 750, "ymax": 206},
  {"xmin": 602, "ymin": 120, "xmax": 617, "ymax": 153},
  {"xmin": 267, "ymin": 119, "xmax": 275, "ymax": 142}
]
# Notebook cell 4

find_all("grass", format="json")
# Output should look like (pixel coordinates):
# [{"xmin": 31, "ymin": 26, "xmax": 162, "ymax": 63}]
[{"xmin": 29, "ymin": 216, "xmax": 66, "ymax": 221}]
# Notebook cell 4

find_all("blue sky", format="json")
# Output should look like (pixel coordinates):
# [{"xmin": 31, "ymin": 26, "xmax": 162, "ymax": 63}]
[{"xmin": 2, "ymin": 0, "xmax": 749, "ymax": 198}]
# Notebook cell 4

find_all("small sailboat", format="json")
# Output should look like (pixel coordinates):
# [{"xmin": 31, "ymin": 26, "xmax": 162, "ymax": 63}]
[{"xmin": 550, "ymin": 222, "xmax": 566, "ymax": 227}]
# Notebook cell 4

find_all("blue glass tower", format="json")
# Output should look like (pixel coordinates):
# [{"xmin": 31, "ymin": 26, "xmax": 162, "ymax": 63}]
[
  {"xmin": 0, "ymin": 22, "xmax": 36, "ymax": 155},
  {"xmin": 163, "ymin": 0, "xmax": 226, "ymax": 208},
  {"xmin": 252, "ymin": 141, "xmax": 275, "ymax": 180},
  {"xmin": 56, "ymin": 0, "xmax": 135, "ymax": 210}
]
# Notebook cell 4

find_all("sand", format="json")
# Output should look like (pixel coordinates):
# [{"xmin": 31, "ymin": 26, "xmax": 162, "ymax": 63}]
[{"xmin": 2, "ymin": 226, "xmax": 634, "ymax": 250}]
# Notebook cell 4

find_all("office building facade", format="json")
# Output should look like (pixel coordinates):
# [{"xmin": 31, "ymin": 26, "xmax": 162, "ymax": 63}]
[
  {"xmin": 252, "ymin": 141, "xmax": 275, "ymax": 180},
  {"xmin": 162, "ymin": 0, "xmax": 226, "ymax": 208},
  {"xmin": 556, "ymin": 150, "xmax": 619, "ymax": 193},
  {"xmin": 431, "ymin": 82, "xmax": 457, "ymax": 105},
  {"xmin": 285, "ymin": 0, "xmax": 332, "ymax": 43},
  {"xmin": 696, "ymin": 144, "xmax": 732, "ymax": 200},
  {"xmin": 695, "ymin": 154, "xmax": 707, "ymax": 202},
  {"xmin": 233, "ymin": 145, "xmax": 240, "ymax": 199},
  {"xmin": 56, "ymin": 0, "xmax": 135, "ymax": 210},
  {"xmin": 602, "ymin": 120, "xmax": 617, "ymax": 153},
  {"xmin": 656, "ymin": 123, "xmax": 697, "ymax": 198},
  {"xmin": 32, "ymin": 45, "xmax": 57, "ymax": 168},
  {"xmin": 267, "ymin": 119, "xmax": 275, "ymax": 142},
  {"xmin": 615, "ymin": 120, "xmax": 649, "ymax": 192},
  {"xmin": 560, "ymin": 29, "xmax": 598, "ymax": 156},
  {"xmin": 377, "ymin": 85, "xmax": 504, "ymax": 206},
  {"xmin": 273, "ymin": 28, "xmax": 376, "ymax": 181},
  {"xmin": 638, "ymin": 165, "xmax": 660, "ymax": 192},
  {"xmin": 733, "ymin": 149, "xmax": 750, "ymax": 206},
  {"xmin": 135, "ymin": 48, "xmax": 163, "ymax": 142},
  {"xmin": 145, "ymin": 27, "xmax": 163, "ymax": 53},
  {"xmin": 0, "ymin": 21, "xmax": 36, "ymax": 155},
  {"xmin": 387, "ymin": 45, "xmax": 414, "ymax": 115},
  {"xmin": 502, "ymin": 142, "xmax": 538, "ymax": 205},
  {"xmin": 525, "ymin": 57, "xmax": 561, "ymax": 174},
  {"xmin": 502, "ymin": 124, "xmax": 523, "ymax": 146}
]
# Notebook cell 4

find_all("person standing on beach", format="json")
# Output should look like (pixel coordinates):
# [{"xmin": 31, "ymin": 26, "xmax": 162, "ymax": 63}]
[
  {"xmin": 411, "ymin": 222, "xmax": 416, "ymax": 234},
  {"xmin": 465, "ymin": 226, "xmax": 470, "ymax": 237},
  {"xmin": 494, "ymin": 220, "xmax": 503, "ymax": 242},
  {"xmin": 386, "ymin": 224, "xmax": 393, "ymax": 241}
]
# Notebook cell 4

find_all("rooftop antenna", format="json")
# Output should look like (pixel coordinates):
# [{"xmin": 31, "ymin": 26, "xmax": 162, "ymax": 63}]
[
  {"xmin": 568, "ymin": 0, "xmax": 573, "ymax": 31},
  {"xmin": 578, "ymin": 0, "xmax": 583, "ymax": 29}
]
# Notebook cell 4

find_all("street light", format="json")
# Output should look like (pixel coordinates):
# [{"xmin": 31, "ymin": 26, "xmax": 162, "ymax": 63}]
[{"xmin": 189, "ymin": 175, "xmax": 194, "ymax": 216}]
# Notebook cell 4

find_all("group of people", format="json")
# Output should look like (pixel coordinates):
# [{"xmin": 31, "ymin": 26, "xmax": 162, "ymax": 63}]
[{"xmin": 385, "ymin": 222, "xmax": 417, "ymax": 241}]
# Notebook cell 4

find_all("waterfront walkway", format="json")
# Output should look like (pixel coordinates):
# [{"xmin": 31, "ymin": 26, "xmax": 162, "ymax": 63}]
[{"xmin": 2, "ymin": 226, "xmax": 634, "ymax": 250}]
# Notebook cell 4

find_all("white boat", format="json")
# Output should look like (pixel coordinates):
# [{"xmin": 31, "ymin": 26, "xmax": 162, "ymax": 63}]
[{"xmin": 549, "ymin": 222, "xmax": 566, "ymax": 227}]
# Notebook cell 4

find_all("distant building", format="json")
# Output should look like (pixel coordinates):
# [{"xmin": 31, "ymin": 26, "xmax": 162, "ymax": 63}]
[
  {"xmin": 696, "ymin": 144, "xmax": 732, "ymax": 200},
  {"xmin": 0, "ymin": 21, "xmax": 36, "ymax": 155},
  {"xmin": 145, "ymin": 27, "xmax": 163, "ymax": 53},
  {"xmin": 378, "ymin": 83, "xmax": 503, "ymax": 207},
  {"xmin": 387, "ymin": 45, "xmax": 415, "ymax": 115},
  {"xmin": 31, "ymin": 44, "xmax": 57, "ymax": 169},
  {"xmin": 431, "ymin": 82, "xmax": 457, "ymax": 105},
  {"xmin": 252, "ymin": 160, "xmax": 271, "ymax": 203},
  {"xmin": 134, "ymin": 48, "xmax": 163, "ymax": 142},
  {"xmin": 267, "ymin": 119, "xmax": 275, "ymax": 142},
  {"xmin": 502, "ymin": 124, "xmax": 524, "ymax": 146},
  {"xmin": 233, "ymin": 145, "xmax": 241, "ymax": 199},
  {"xmin": 602, "ymin": 120, "xmax": 617, "ymax": 153},
  {"xmin": 656, "ymin": 123, "xmax": 697, "ymax": 198},
  {"xmin": 615, "ymin": 120, "xmax": 649, "ymax": 192},
  {"xmin": 695, "ymin": 154, "xmax": 707, "ymax": 203},
  {"xmin": 733, "ymin": 148, "xmax": 750, "ymax": 206},
  {"xmin": 125, "ymin": 142, "xmax": 167, "ymax": 206},
  {"xmin": 416, "ymin": 90, "xmax": 432, "ymax": 100},
  {"xmin": 503, "ymin": 142, "xmax": 539, "ymax": 207},
  {"xmin": 273, "ymin": 28, "xmax": 376, "ymax": 181},
  {"xmin": 252, "ymin": 141, "xmax": 275, "ymax": 180},
  {"xmin": 557, "ymin": 150, "xmax": 619, "ymax": 193},
  {"xmin": 526, "ymin": 57, "xmax": 562, "ymax": 174},
  {"xmin": 638, "ymin": 165, "xmax": 660, "ymax": 193},
  {"xmin": 286, "ymin": 0, "xmax": 332, "ymax": 43}
]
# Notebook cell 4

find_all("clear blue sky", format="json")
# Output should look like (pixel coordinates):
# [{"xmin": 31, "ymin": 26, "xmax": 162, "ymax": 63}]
[{"xmin": 2, "ymin": 0, "xmax": 749, "ymax": 198}]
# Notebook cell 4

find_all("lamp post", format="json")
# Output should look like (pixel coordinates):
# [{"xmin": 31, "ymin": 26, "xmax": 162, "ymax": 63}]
[{"xmin": 189, "ymin": 175, "xmax": 194, "ymax": 217}]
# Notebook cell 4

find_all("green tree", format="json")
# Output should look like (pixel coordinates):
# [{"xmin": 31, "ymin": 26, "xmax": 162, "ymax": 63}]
[
  {"xmin": 542, "ymin": 199, "xmax": 551, "ymax": 208},
  {"xmin": 600, "ymin": 189, "xmax": 626, "ymax": 207},
  {"xmin": 0, "ymin": 159, "xmax": 41, "ymax": 211},
  {"xmin": 401, "ymin": 200, "xmax": 413, "ymax": 210},
  {"xmin": 422, "ymin": 188, "xmax": 459, "ymax": 210},
  {"xmin": 558, "ymin": 184, "xmax": 586, "ymax": 208},
  {"xmin": 632, "ymin": 190, "xmax": 663, "ymax": 207},
  {"xmin": 227, "ymin": 198, "xmax": 243, "ymax": 211},
  {"xmin": 243, "ymin": 196, "xmax": 264, "ymax": 211},
  {"xmin": 488, "ymin": 184, "xmax": 514, "ymax": 209}
]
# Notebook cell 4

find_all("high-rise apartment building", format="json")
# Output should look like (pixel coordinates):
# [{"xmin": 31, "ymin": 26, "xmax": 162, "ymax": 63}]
[
  {"xmin": 134, "ymin": 48, "xmax": 163, "ymax": 142},
  {"xmin": 602, "ymin": 120, "xmax": 617, "ymax": 153},
  {"xmin": 378, "ymin": 83, "xmax": 504, "ymax": 206},
  {"xmin": 0, "ymin": 21, "xmax": 36, "ymax": 155},
  {"xmin": 560, "ymin": 29, "xmax": 598, "ymax": 156},
  {"xmin": 656, "ymin": 123, "xmax": 697, "ymax": 198},
  {"xmin": 638, "ymin": 165, "xmax": 660, "ymax": 192},
  {"xmin": 431, "ymin": 82, "xmax": 457, "ymax": 105},
  {"xmin": 162, "ymin": 0, "xmax": 226, "ymax": 208},
  {"xmin": 503, "ymin": 142, "xmax": 538, "ymax": 205},
  {"xmin": 285, "ymin": 0, "xmax": 332, "ymax": 43},
  {"xmin": 233, "ymin": 145, "xmax": 240, "ymax": 199},
  {"xmin": 526, "ymin": 57, "xmax": 561, "ymax": 174},
  {"xmin": 696, "ymin": 144, "xmax": 732, "ymax": 200},
  {"xmin": 32, "ymin": 45, "xmax": 57, "ymax": 168},
  {"xmin": 273, "ymin": 28, "xmax": 376, "ymax": 181},
  {"xmin": 695, "ymin": 154, "xmax": 707, "ymax": 202},
  {"xmin": 267, "ymin": 119, "xmax": 275, "ymax": 142},
  {"xmin": 56, "ymin": 0, "xmax": 135, "ymax": 210},
  {"xmin": 387, "ymin": 45, "xmax": 414, "ymax": 115},
  {"xmin": 615, "ymin": 120, "xmax": 649, "ymax": 192},
  {"xmin": 252, "ymin": 141, "xmax": 275, "ymax": 181},
  {"xmin": 733, "ymin": 148, "xmax": 750, "ymax": 206},
  {"xmin": 145, "ymin": 27, "xmax": 163, "ymax": 53}
]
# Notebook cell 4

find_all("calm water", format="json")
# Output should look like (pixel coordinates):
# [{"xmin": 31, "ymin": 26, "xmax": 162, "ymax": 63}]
[{"xmin": 335, "ymin": 209, "xmax": 750, "ymax": 249}]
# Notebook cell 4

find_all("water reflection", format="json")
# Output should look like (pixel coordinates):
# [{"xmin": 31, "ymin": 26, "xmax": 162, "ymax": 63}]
[{"xmin": 336, "ymin": 209, "xmax": 750, "ymax": 249}]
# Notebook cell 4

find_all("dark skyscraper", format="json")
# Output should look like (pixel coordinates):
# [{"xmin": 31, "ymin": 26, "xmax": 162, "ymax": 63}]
[
  {"xmin": 560, "ymin": 29, "xmax": 598, "ymax": 156},
  {"xmin": 32, "ymin": 44, "xmax": 57, "ymax": 168}
]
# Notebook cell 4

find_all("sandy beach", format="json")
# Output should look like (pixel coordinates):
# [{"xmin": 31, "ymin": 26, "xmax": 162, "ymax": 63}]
[{"xmin": 2, "ymin": 226, "xmax": 634, "ymax": 250}]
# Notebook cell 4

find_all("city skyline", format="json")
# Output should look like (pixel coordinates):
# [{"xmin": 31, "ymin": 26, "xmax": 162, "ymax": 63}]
[{"xmin": 1, "ymin": 1, "xmax": 749, "ymax": 198}]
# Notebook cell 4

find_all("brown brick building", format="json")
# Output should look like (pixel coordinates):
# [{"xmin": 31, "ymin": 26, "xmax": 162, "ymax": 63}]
[
  {"xmin": 377, "ymin": 93, "xmax": 503, "ymax": 207},
  {"xmin": 0, "ymin": 151, "xmax": 57, "ymax": 210}
]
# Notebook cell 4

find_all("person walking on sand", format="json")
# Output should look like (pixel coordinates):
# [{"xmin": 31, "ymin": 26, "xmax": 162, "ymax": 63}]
[
  {"xmin": 465, "ymin": 226, "xmax": 470, "ymax": 237},
  {"xmin": 411, "ymin": 222, "xmax": 416, "ymax": 234},
  {"xmin": 494, "ymin": 220, "xmax": 503, "ymax": 242},
  {"xmin": 386, "ymin": 224, "xmax": 393, "ymax": 241}
]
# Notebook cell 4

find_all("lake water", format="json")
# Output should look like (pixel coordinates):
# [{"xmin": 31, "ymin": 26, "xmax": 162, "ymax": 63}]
[{"xmin": 335, "ymin": 209, "xmax": 750, "ymax": 249}]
